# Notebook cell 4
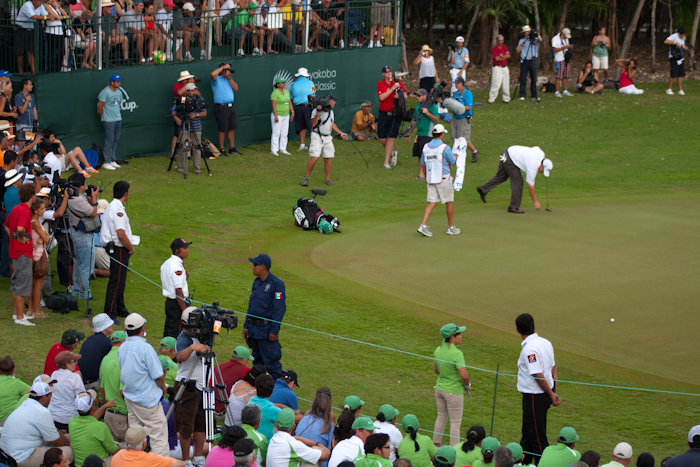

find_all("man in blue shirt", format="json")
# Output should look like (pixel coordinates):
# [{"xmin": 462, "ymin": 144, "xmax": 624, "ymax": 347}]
[
  {"xmin": 418, "ymin": 124, "xmax": 458, "ymax": 237},
  {"xmin": 242, "ymin": 253, "xmax": 286, "ymax": 379},
  {"xmin": 15, "ymin": 78, "xmax": 37, "ymax": 132},
  {"xmin": 118, "ymin": 313, "xmax": 169, "ymax": 456},
  {"xmin": 448, "ymin": 36, "xmax": 469, "ymax": 95},
  {"xmin": 450, "ymin": 77, "xmax": 479, "ymax": 163},
  {"xmin": 97, "ymin": 74, "xmax": 124, "ymax": 170},
  {"xmin": 289, "ymin": 67, "xmax": 316, "ymax": 151},
  {"xmin": 269, "ymin": 370, "xmax": 300, "ymax": 418},
  {"xmin": 210, "ymin": 63, "xmax": 242, "ymax": 156},
  {"xmin": 517, "ymin": 25, "xmax": 540, "ymax": 100}
]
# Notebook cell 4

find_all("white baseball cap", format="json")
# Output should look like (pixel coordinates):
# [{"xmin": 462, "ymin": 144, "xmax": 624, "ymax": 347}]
[
  {"xmin": 613, "ymin": 442, "xmax": 633, "ymax": 460},
  {"xmin": 30, "ymin": 381, "xmax": 56, "ymax": 396},
  {"xmin": 543, "ymin": 159, "xmax": 553, "ymax": 177},
  {"xmin": 455, "ymin": 36, "xmax": 465, "ymax": 42},
  {"xmin": 433, "ymin": 124, "xmax": 448, "ymax": 134},
  {"xmin": 74, "ymin": 389, "xmax": 97, "ymax": 412},
  {"xmin": 561, "ymin": 28, "xmax": 572, "ymax": 38},
  {"xmin": 124, "ymin": 313, "xmax": 147, "ymax": 330},
  {"xmin": 181, "ymin": 306, "xmax": 199, "ymax": 323},
  {"xmin": 295, "ymin": 67, "xmax": 309, "ymax": 78},
  {"xmin": 688, "ymin": 425, "xmax": 700, "ymax": 443},
  {"xmin": 183, "ymin": 2, "xmax": 195, "ymax": 11}
]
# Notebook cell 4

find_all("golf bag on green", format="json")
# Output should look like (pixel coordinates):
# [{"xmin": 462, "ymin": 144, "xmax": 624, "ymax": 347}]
[{"xmin": 292, "ymin": 189, "xmax": 341, "ymax": 234}]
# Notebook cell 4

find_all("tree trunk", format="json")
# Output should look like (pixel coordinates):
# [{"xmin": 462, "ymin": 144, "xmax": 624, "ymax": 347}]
[
  {"xmin": 668, "ymin": 0, "xmax": 673, "ymax": 34},
  {"xmin": 464, "ymin": 2, "xmax": 480, "ymax": 47},
  {"xmin": 401, "ymin": 35, "xmax": 409, "ymax": 72},
  {"xmin": 556, "ymin": 0, "xmax": 571, "ymax": 32},
  {"xmin": 453, "ymin": 0, "xmax": 460, "ymax": 34},
  {"xmin": 690, "ymin": 0, "xmax": 700, "ymax": 69},
  {"xmin": 609, "ymin": 0, "xmax": 619, "ymax": 61},
  {"xmin": 491, "ymin": 15, "xmax": 498, "ymax": 46},
  {"xmin": 475, "ymin": 10, "xmax": 490, "ymax": 66},
  {"xmin": 442, "ymin": 0, "xmax": 449, "ymax": 37},
  {"xmin": 539, "ymin": 12, "xmax": 555, "ymax": 72},
  {"xmin": 532, "ymin": 0, "xmax": 542, "ymax": 66},
  {"xmin": 428, "ymin": 0, "xmax": 434, "ymax": 43},
  {"xmin": 618, "ymin": 0, "xmax": 646, "ymax": 78},
  {"xmin": 651, "ymin": 0, "xmax": 657, "ymax": 71}
]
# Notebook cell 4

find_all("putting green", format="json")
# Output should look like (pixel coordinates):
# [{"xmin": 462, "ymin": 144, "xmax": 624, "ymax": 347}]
[{"xmin": 310, "ymin": 195, "xmax": 700, "ymax": 386}]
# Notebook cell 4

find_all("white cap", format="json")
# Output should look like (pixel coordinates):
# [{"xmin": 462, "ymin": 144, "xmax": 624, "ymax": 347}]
[
  {"xmin": 561, "ymin": 28, "xmax": 572, "ymax": 38},
  {"xmin": 97, "ymin": 199, "xmax": 109, "ymax": 214},
  {"xmin": 185, "ymin": 82, "xmax": 197, "ymax": 91},
  {"xmin": 181, "ymin": 306, "xmax": 199, "ymax": 323},
  {"xmin": 124, "ymin": 313, "xmax": 147, "ymax": 330},
  {"xmin": 432, "ymin": 124, "xmax": 448, "ymax": 134},
  {"xmin": 30, "ymin": 381, "xmax": 56, "ymax": 396},
  {"xmin": 543, "ymin": 159, "xmax": 553, "ymax": 177},
  {"xmin": 613, "ymin": 442, "xmax": 633, "ymax": 460},
  {"xmin": 183, "ymin": 2, "xmax": 195, "ymax": 11},
  {"xmin": 36, "ymin": 187, "xmax": 51, "ymax": 197},
  {"xmin": 688, "ymin": 425, "xmax": 700, "ymax": 443},
  {"xmin": 455, "ymin": 36, "xmax": 465, "ymax": 42},
  {"xmin": 295, "ymin": 67, "xmax": 309, "ymax": 78},
  {"xmin": 74, "ymin": 390, "xmax": 97, "ymax": 412},
  {"xmin": 93, "ymin": 313, "xmax": 115, "ymax": 333}
]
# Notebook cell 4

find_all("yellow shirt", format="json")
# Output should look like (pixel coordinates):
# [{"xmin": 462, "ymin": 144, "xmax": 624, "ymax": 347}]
[
  {"xmin": 383, "ymin": 26, "xmax": 394, "ymax": 45},
  {"xmin": 279, "ymin": 5, "xmax": 302, "ymax": 24},
  {"xmin": 352, "ymin": 110, "xmax": 375, "ymax": 133}
]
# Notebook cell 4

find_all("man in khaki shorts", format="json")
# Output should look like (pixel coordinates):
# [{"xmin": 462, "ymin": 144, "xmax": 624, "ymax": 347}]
[
  {"xmin": 417, "ymin": 124, "xmax": 459, "ymax": 237},
  {"xmin": 301, "ymin": 94, "xmax": 348, "ymax": 188}
]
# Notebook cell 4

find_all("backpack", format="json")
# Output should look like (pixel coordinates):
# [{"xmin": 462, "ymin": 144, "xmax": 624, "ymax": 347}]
[
  {"xmin": 541, "ymin": 82, "xmax": 556, "ymax": 93},
  {"xmin": 293, "ymin": 198, "xmax": 323, "ymax": 230},
  {"xmin": 45, "ymin": 292, "xmax": 79, "ymax": 314}
]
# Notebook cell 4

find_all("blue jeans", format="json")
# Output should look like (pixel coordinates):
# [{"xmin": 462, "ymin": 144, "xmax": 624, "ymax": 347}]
[
  {"xmin": 71, "ymin": 228, "xmax": 95, "ymax": 299},
  {"xmin": 0, "ymin": 224, "xmax": 10, "ymax": 277},
  {"xmin": 103, "ymin": 120, "xmax": 122, "ymax": 163}
]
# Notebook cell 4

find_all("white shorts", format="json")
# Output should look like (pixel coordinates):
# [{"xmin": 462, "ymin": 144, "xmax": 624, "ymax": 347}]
[
  {"xmin": 58, "ymin": 155, "xmax": 68, "ymax": 172},
  {"xmin": 592, "ymin": 55, "xmax": 608, "ymax": 70},
  {"xmin": 427, "ymin": 175, "xmax": 454, "ymax": 203},
  {"xmin": 309, "ymin": 132, "xmax": 335, "ymax": 159}
]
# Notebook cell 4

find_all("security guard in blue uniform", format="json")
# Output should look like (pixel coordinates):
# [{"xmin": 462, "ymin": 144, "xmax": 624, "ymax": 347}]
[{"xmin": 242, "ymin": 253, "xmax": 286, "ymax": 379}]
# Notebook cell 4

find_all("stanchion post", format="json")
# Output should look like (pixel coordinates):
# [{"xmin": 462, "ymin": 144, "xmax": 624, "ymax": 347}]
[{"xmin": 490, "ymin": 363, "xmax": 499, "ymax": 436}]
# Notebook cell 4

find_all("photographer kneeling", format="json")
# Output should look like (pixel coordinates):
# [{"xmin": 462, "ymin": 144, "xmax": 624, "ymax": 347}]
[
  {"xmin": 175, "ymin": 307, "xmax": 211, "ymax": 467},
  {"xmin": 172, "ymin": 83, "xmax": 208, "ymax": 176},
  {"xmin": 66, "ymin": 172, "xmax": 99, "ymax": 301},
  {"xmin": 300, "ymin": 94, "xmax": 348, "ymax": 188}
]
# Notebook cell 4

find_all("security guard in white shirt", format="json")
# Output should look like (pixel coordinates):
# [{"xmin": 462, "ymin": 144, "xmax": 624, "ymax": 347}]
[
  {"xmin": 100, "ymin": 181, "xmax": 134, "ymax": 325},
  {"xmin": 515, "ymin": 313, "xmax": 560, "ymax": 465},
  {"xmin": 160, "ymin": 238, "xmax": 191, "ymax": 338}
]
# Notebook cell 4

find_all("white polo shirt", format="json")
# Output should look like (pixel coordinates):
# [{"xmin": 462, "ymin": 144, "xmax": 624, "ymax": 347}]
[
  {"xmin": 507, "ymin": 145, "xmax": 545, "ymax": 186},
  {"xmin": 517, "ymin": 333, "xmax": 556, "ymax": 394},
  {"xmin": 328, "ymin": 435, "xmax": 365, "ymax": 467},
  {"xmin": 267, "ymin": 430, "xmax": 323, "ymax": 467},
  {"xmin": 160, "ymin": 254, "xmax": 188, "ymax": 299},
  {"xmin": 373, "ymin": 421, "xmax": 402, "ymax": 462},
  {"xmin": 551, "ymin": 34, "xmax": 569, "ymax": 62},
  {"xmin": 100, "ymin": 198, "xmax": 133, "ymax": 247}
]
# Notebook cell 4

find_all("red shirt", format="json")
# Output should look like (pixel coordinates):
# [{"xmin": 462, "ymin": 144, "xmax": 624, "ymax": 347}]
[
  {"xmin": 377, "ymin": 79, "xmax": 407, "ymax": 113},
  {"xmin": 213, "ymin": 360, "xmax": 249, "ymax": 413},
  {"xmin": 3, "ymin": 202, "xmax": 32, "ymax": 259},
  {"xmin": 619, "ymin": 70, "xmax": 632, "ymax": 88},
  {"xmin": 44, "ymin": 343, "xmax": 81, "ymax": 376},
  {"xmin": 173, "ymin": 82, "xmax": 186, "ymax": 97},
  {"xmin": 492, "ymin": 45, "xmax": 509, "ymax": 66}
]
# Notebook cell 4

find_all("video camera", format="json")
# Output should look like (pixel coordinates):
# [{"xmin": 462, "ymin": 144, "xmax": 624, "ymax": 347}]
[
  {"xmin": 184, "ymin": 302, "xmax": 238, "ymax": 348},
  {"xmin": 21, "ymin": 162, "xmax": 51, "ymax": 176},
  {"xmin": 173, "ymin": 94, "xmax": 208, "ymax": 118},
  {"xmin": 308, "ymin": 94, "xmax": 330, "ymax": 112},
  {"xmin": 528, "ymin": 29, "xmax": 538, "ymax": 41},
  {"xmin": 51, "ymin": 178, "xmax": 83, "ymax": 202}
]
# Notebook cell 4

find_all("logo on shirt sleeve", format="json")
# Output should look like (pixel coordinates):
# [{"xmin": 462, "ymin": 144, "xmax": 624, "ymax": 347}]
[
  {"xmin": 117, "ymin": 212, "xmax": 124, "ymax": 217},
  {"xmin": 275, "ymin": 292, "xmax": 282, "ymax": 300},
  {"xmin": 175, "ymin": 270, "xmax": 183, "ymax": 276},
  {"xmin": 528, "ymin": 354, "xmax": 537, "ymax": 363}
]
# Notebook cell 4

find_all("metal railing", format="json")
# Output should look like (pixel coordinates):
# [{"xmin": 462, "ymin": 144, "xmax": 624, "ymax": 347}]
[{"xmin": 0, "ymin": 0, "xmax": 400, "ymax": 74}]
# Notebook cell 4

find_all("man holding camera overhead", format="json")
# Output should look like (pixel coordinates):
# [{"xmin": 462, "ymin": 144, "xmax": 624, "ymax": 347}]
[
  {"xmin": 517, "ymin": 26, "xmax": 540, "ymax": 101},
  {"xmin": 66, "ymin": 172, "xmax": 99, "ymax": 301}
]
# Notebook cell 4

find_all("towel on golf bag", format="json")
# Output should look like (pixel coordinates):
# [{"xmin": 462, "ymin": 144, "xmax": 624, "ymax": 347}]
[
  {"xmin": 452, "ymin": 137, "xmax": 468, "ymax": 191},
  {"xmin": 293, "ymin": 198, "xmax": 341, "ymax": 233}
]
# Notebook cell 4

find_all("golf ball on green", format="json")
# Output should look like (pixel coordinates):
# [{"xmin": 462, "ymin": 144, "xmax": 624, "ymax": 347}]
[{"xmin": 610, "ymin": 318, "xmax": 615, "ymax": 322}]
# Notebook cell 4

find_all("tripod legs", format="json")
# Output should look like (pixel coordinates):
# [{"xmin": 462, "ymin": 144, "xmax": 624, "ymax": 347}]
[{"xmin": 168, "ymin": 120, "xmax": 212, "ymax": 178}]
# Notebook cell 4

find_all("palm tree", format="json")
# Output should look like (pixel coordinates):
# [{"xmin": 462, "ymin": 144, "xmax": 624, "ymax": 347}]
[{"xmin": 481, "ymin": 0, "xmax": 531, "ymax": 45}]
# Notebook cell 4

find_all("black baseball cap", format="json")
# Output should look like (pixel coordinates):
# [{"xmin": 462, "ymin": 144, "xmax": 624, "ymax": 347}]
[
  {"xmin": 170, "ymin": 238, "xmax": 192, "ymax": 252},
  {"xmin": 248, "ymin": 253, "xmax": 271, "ymax": 269},
  {"xmin": 325, "ymin": 93, "xmax": 338, "ymax": 102},
  {"xmin": 281, "ymin": 370, "xmax": 300, "ymax": 388},
  {"xmin": 233, "ymin": 438, "xmax": 255, "ymax": 456},
  {"xmin": 382, "ymin": 65, "xmax": 392, "ymax": 72}
]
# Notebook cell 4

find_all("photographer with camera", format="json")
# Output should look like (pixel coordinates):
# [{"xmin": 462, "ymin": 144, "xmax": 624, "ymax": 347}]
[
  {"xmin": 664, "ymin": 27, "xmax": 690, "ymax": 95},
  {"xmin": 591, "ymin": 27, "xmax": 610, "ymax": 82},
  {"xmin": 42, "ymin": 130, "xmax": 99, "ymax": 179},
  {"xmin": 161, "ymin": 238, "xmax": 191, "ymax": 338},
  {"xmin": 243, "ymin": 253, "xmax": 286, "ymax": 380},
  {"xmin": 552, "ymin": 28, "xmax": 573, "ymax": 98},
  {"xmin": 174, "ymin": 307, "xmax": 211, "ymax": 467},
  {"xmin": 210, "ymin": 63, "xmax": 242, "ymax": 156},
  {"xmin": 448, "ymin": 36, "xmax": 469, "ymax": 96},
  {"xmin": 172, "ymin": 83, "xmax": 208, "ymax": 176},
  {"xmin": 377, "ymin": 65, "xmax": 406, "ymax": 170},
  {"xmin": 300, "ymin": 94, "xmax": 347, "ymax": 188},
  {"xmin": 516, "ymin": 26, "xmax": 540, "ymax": 101},
  {"xmin": 615, "ymin": 59, "xmax": 644, "ymax": 95},
  {"xmin": 66, "ymin": 172, "xmax": 98, "ymax": 301},
  {"xmin": 575, "ymin": 62, "xmax": 604, "ymax": 95},
  {"xmin": 414, "ymin": 45, "xmax": 438, "ymax": 92}
]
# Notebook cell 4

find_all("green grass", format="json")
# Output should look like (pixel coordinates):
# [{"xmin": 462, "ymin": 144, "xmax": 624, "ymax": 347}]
[{"xmin": 2, "ymin": 81, "xmax": 699, "ymax": 460}]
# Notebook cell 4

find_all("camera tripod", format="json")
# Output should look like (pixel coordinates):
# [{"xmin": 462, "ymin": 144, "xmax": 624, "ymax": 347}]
[
  {"xmin": 165, "ymin": 350, "xmax": 233, "ymax": 443},
  {"xmin": 168, "ymin": 118, "xmax": 212, "ymax": 179},
  {"xmin": 513, "ymin": 36, "xmax": 539, "ymax": 103}
]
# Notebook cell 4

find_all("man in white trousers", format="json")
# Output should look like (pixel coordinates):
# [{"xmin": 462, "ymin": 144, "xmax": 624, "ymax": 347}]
[{"xmin": 489, "ymin": 35, "xmax": 511, "ymax": 104}]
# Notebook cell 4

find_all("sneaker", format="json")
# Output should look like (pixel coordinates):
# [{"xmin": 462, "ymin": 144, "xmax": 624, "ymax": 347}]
[
  {"xmin": 230, "ymin": 147, "xmax": 243, "ymax": 155},
  {"xmin": 79, "ymin": 170, "xmax": 91, "ymax": 178},
  {"xmin": 253, "ymin": 48, "xmax": 260, "ymax": 55},
  {"xmin": 15, "ymin": 317, "xmax": 35, "ymax": 326},
  {"xmin": 301, "ymin": 176, "xmax": 309, "ymax": 186},
  {"xmin": 446, "ymin": 226, "xmax": 461, "ymax": 235},
  {"xmin": 562, "ymin": 90, "xmax": 573, "ymax": 97},
  {"xmin": 185, "ymin": 51, "xmax": 194, "ymax": 62},
  {"xmin": 383, "ymin": 162, "xmax": 392, "ymax": 169},
  {"xmin": 193, "ymin": 457, "xmax": 205, "ymax": 467},
  {"xmin": 666, "ymin": 89, "xmax": 674, "ymax": 95},
  {"xmin": 324, "ymin": 179, "xmax": 332, "ymax": 186},
  {"xmin": 375, "ymin": 42, "xmax": 382, "ymax": 47},
  {"xmin": 139, "ymin": 58, "xmax": 146, "ymax": 64},
  {"xmin": 519, "ymin": 97, "xmax": 525, "ymax": 101},
  {"xmin": 594, "ymin": 90, "xmax": 604, "ymax": 95},
  {"xmin": 280, "ymin": 150, "xmax": 291, "ymax": 155},
  {"xmin": 339, "ymin": 39, "xmax": 344, "ymax": 49},
  {"xmin": 112, "ymin": 161, "xmax": 122, "ymax": 168},
  {"xmin": 390, "ymin": 150, "xmax": 398, "ymax": 166},
  {"xmin": 40, "ymin": 299, "xmax": 46, "ymax": 308},
  {"xmin": 271, "ymin": 151, "xmax": 279, "ymax": 156},
  {"xmin": 236, "ymin": 49, "xmax": 244, "ymax": 57},
  {"xmin": 86, "ymin": 166, "xmax": 99, "ymax": 174},
  {"xmin": 471, "ymin": 150, "xmax": 479, "ymax": 163},
  {"xmin": 200, "ymin": 50, "xmax": 206, "ymax": 59},
  {"xmin": 554, "ymin": 91, "xmax": 562, "ymax": 98},
  {"xmin": 184, "ymin": 460, "xmax": 194, "ymax": 467},
  {"xmin": 678, "ymin": 90, "xmax": 685, "ymax": 95},
  {"xmin": 368, "ymin": 41, "xmax": 374, "ymax": 48},
  {"xmin": 102, "ymin": 162, "xmax": 116, "ymax": 170},
  {"xmin": 299, "ymin": 144, "xmax": 308, "ymax": 151},
  {"xmin": 417, "ymin": 225, "xmax": 433, "ymax": 237}
]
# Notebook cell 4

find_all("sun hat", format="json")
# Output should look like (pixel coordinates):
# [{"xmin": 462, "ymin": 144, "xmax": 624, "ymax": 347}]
[
  {"xmin": 351, "ymin": 417, "xmax": 376, "ymax": 431},
  {"xmin": 558, "ymin": 427, "xmax": 579, "ymax": 444},
  {"xmin": 506, "ymin": 443, "xmax": 523, "ymax": 462},
  {"xmin": 276, "ymin": 408, "xmax": 296, "ymax": 429},
  {"xmin": 93, "ymin": 313, "xmax": 114, "ymax": 333},
  {"xmin": 160, "ymin": 337, "xmax": 177, "ymax": 349},
  {"xmin": 4, "ymin": 169, "xmax": 21, "ymax": 187},
  {"xmin": 455, "ymin": 36, "xmax": 465, "ymax": 42},
  {"xmin": 401, "ymin": 414, "xmax": 419, "ymax": 432},
  {"xmin": 436, "ymin": 446, "xmax": 457, "ymax": 465},
  {"xmin": 177, "ymin": 70, "xmax": 195, "ymax": 81},
  {"xmin": 295, "ymin": 67, "xmax": 310, "ymax": 78},
  {"xmin": 343, "ymin": 395, "xmax": 364, "ymax": 410},
  {"xmin": 378, "ymin": 404, "xmax": 400, "ymax": 421},
  {"xmin": 361, "ymin": 101, "xmax": 373, "ymax": 107},
  {"xmin": 543, "ymin": 159, "xmax": 553, "ymax": 177},
  {"xmin": 561, "ymin": 28, "xmax": 572, "ymax": 38},
  {"xmin": 432, "ymin": 124, "xmax": 449, "ymax": 135},
  {"xmin": 421, "ymin": 44, "xmax": 433, "ymax": 53},
  {"xmin": 124, "ymin": 313, "xmax": 146, "ymax": 331},
  {"xmin": 55, "ymin": 350, "xmax": 82, "ymax": 366},
  {"xmin": 101, "ymin": 0, "xmax": 115, "ymax": 6},
  {"xmin": 0, "ymin": 120, "xmax": 10, "ymax": 131},
  {"xmin": 233, "ymin": 346, "xmax": 254, "ymax": 360},
  {"xmin": 110, "ymin": 330, "xmax": 126, "ymax": 343},
  {"xmin": 613, "ymin": 442, "xmax": 633, "ymax": 459},
  {"xmin": 125, "ymin": 426, "xmax": 151, "ymax": 446},
  {"xmin": 522, "ymin": 25, "xmax": 531, "ymax": 32},
  {"xmin": 36, "ymin": 188, "xmax": 50, "ymax": 197},
  {"xmin": 481, "ymin": 437, "xmax": 500, "ymax": 454}
]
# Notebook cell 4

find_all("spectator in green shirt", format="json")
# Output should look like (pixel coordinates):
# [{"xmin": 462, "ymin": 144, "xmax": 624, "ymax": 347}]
[
  {"xmin": 0, "ymin": 356, "xmax": 30, "ymax": 424},
  {"xmin": 455, "ymin": 425, "xmax": 486, "ymax": 467},
  {"xmin": 355, "ymin": 434, "xmax": 392, "ymax": 467},
  {"xmin": 405, "ymin": 88, "xmax": 440, "ymax": 180},
  {"xmin": 241, "ymin": 404, "xmax": 268, "ymax": 464},
  {"xmin": 538, "ymin": 427, "xmax": 581, "ymax": 467},
  {"xmin": 159, "ymin": 337, "xmax": 179, "ymax": 392},
  {"xmin": 101, "ymin": 357, "xmax": 129, "ymax": 445},
  {"xmin": 227, "ymin": 3, "xmax": 256, "ymax": 57},
  {"xmin": 397, "ymin": 414, "xmax": 437, "ymax": 467},
  {"xmin": 99, "ymin": 331, "xmax": 127, "ymax": 402},
  {"xmin": 473, "ymin": 437, "xmax": 500, "ymax": 467},
  {"xmin": 270, "ymin": 76, "xmax": 294, "ymax": 156},
  {"xmin": 69, "ymin": 391, "xmax": 120, "ymax": 467}
]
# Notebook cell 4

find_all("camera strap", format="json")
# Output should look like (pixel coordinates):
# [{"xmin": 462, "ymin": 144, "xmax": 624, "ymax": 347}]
[{"xmin": 313, "ymin": 111, "xmax": 333, "ymax": 136}]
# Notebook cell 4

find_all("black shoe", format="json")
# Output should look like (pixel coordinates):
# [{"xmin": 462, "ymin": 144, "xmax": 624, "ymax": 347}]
[
  {"xmin": 220, "ymin": 148, "xmax": 228, "ymax": 156},
  {"xmin": 117, "ymin": 311, "xmax": 130, "ymax": 318},
  {"xmin": 508, "ymin": 208, "xmax": 525, "ymax": 214},
  {"xmin": 471, "ymin": 150, "xmax": 479, "ymax": 163},
  {"xmin": 476, "ymin": 187, "xmax": 487, "ymax": 203},
  {"xmin": 112, "ymin": 318, "xmax": 123, "ymax": 326},
  {"xmin": 230, "ymin": 147, "xmax": 243, "ymax": 155}
]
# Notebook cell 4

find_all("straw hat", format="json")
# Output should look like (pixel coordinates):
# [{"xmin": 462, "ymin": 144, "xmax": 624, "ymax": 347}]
[{"xmin": 421, "ymin": 44, "xmax": 433, "ymax": 54}]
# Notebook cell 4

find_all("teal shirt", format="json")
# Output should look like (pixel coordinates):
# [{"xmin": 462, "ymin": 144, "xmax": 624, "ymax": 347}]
[
  {"xmin": 98, "ymin": 86, "xmax": 123, "ymax": 122},
  {"xmin": 412, "ymin": 104, "xmax": 439, "ymax": 137}
]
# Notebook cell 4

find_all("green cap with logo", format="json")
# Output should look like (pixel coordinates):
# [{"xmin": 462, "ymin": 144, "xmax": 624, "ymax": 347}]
[
  {"xmin": 506, "ymin": 443, "xmax": 523, "ymax": 462},
  {"xmin": 401, "ymin": 414, "xmax": 419, "ymax": 432},
  {"xmin": 233, "ymin": 346, "xmax": 254, "ymax": 361},
  {"xmin": 160, "ymin": 337, "xmax": 177, "ymax": 349},
  {"xmin": 110, "ymin": 331, "xmax": 127, "ymax": 344},
  {"xmin": 62, "ymin": 329, "xmax": 86, "ymax": 345},
  {"xmin": 343, "ymin": 395, "xmax": 365, "ymax": 411},
  {"xmin": 558, "ymin": 427, "xmax": 579, "ymax": 444},
  {"xmin": 435, "ymin": 446, "xmax": 457, "ymax": 465},
  {"xmin": 481, "ymin": 437, "xmax": 500, "ymax": 454},
  {"xmin": 351, "ymin": 417, "xmax": 376, "ymax": 431},
  {"xmin": 158, "ymin": 356, "xmax": 175, "ymax": 371},
  {"xmin": 378, "ymin": 404, "xmax": 400, "ymax": 421},
  {"xmin": 276, "ymin": 408, "xmax": 296, "ymax": 429},
  {"xmin": 439, "ymin": 323, "xmax": 466, "ymax": 339}
]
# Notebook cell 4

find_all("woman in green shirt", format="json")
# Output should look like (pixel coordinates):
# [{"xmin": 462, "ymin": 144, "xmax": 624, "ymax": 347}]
[
  {"xmin": 0, "ymin": 356, "xmax": 29, "ymax": 425},
  {"xmin": 433, "ymin": 323, "xmax": 471, "ymax": 447},
  {"xmin": 472, "ymin": 437, "xmax": 500, "ymax": 467},
  {"xmin": 270, "ymin": 77, "xmax": 294, "ymax": 156},
  {"xmin": 455, "ymin": 425, "xmax": 485, "ymax": 467},
  {"xmin": 397, "ymin": 414, "xmax": 437, "ymax": 467}
]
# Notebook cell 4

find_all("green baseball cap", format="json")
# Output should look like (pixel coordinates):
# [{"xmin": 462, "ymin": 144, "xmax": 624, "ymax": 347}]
[
  {"xmin": 378, "ymin": 404, "xmax": 400, "ymax": 421},
  {"xmin": 506, "ymin": 443, "xmax": 523, "ymax": 462},
  {"xmin": 351, "ymin": 417, "xmax": 376, "ymax": 431},
  {"xmin": 558, "ymin": 427, "xmax": 579, "ymax": 444},
  {"xmin": 110, "ymin": 331, "xmax": 127, "ymax": 344},
  {"xmin": 481, "ymin": 437, "xmax": 500, "ymax": 454},
  {"xmin": 439, "ymin": 323, "xmax": 466, "ymax": 339},
  {"xmin": 276, "ymin": 408, "xmax": 296, "ymax": 429},
  {"xmin": 275, "ymin": 77, "xmax": 286, "ymax": 84},
  {"xmin": 62, "ymin": 329, "xmax": 86, "ymax": 345},
  {"xmin": 435, "ymin": 446, "xmax": 457, "ymax": 465},
  {"xmin": 401, "ymin": 414, "xmax": 419, "ymax": 432},
  {"xmin": 233, "ymin": 346, "xmax": 254, "ymax": 361},
  {"xmin": 160, "ymin": 337, "xmax": 177, "ymax": 349},
  {"xmin": 343, "ymin": 395, "xmax": 365, "ymax": 411},
  {"xmin": 158, "ymin": 356, "xmax": 175, "ymax": 371}
]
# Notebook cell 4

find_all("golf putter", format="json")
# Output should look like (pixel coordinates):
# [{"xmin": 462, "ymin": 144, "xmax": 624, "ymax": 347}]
[{"xmin": 545, "ymin": 177, "xmax": 551, "ymax": 211}]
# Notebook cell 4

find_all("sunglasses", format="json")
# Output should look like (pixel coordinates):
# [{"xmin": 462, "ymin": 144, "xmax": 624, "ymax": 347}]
[{"xmin": 253, "ymin": 263, "xmax": 262, "ymax": 267}]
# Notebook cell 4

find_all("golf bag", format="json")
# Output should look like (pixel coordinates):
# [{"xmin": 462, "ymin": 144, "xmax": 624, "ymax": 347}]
[
  {"xmin": 45, "ymin": 291, "xmax": 79, "ymax": 314},
  {"xmin": 293, "ymin": 198, "xmax": 341, "ymax": 233}
]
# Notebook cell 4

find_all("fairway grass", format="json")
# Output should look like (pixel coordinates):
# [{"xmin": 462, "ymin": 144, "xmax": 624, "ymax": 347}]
[{"xmin": 1, "ymin": 82, "xmax": 699, "ymax": 460}]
